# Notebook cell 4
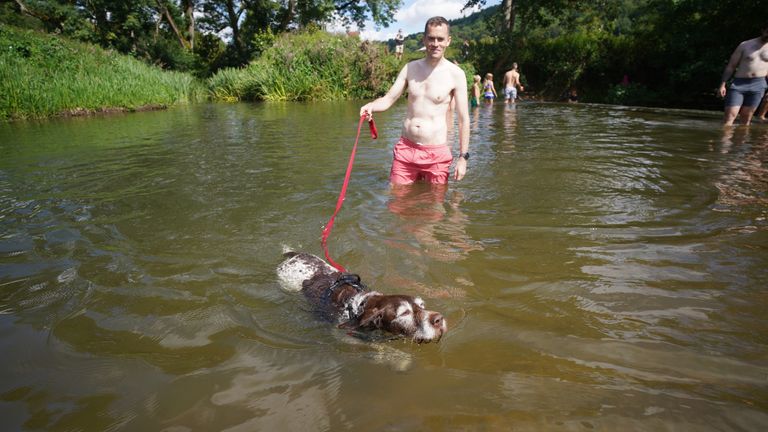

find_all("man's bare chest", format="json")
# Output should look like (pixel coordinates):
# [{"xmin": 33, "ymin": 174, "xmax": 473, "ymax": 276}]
[
  {"xmin": 407, "ymin": 73, "xmax": 454, "ymax": 103},
  {"xmin": 745, "ymin": 43, "xmax": 768, "ymax": 63}
]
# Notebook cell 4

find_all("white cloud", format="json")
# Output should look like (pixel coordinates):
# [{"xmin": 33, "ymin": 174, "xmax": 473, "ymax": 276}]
[
  {"xmin": 359, "ymin": 28, "xmax": 395, "ymax": 41},
  {"xmin": 394, "ymin": 0, "xmax": 473, "ymax": 28}
]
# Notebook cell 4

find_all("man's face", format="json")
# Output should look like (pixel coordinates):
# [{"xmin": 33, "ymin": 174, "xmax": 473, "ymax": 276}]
[{"xmin": 423, "ymin": 24, "xmax": 451, "ymax": 60}]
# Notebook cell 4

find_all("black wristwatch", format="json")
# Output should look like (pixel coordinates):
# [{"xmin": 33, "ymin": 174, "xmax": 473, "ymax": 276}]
[{"xmin": 459, "ymin": 152, "xmax": 470, "ymax": 160}]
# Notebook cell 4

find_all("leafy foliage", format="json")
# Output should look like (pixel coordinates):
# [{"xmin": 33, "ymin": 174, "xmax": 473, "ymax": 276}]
[
  {"xmin": 0, "ymin": 25, "xmax": 204, "ymax": 120},
  {"xmin": 457, "ymin": 0, "xmax": 766, "ymax": 108},
  {"xmin": 208, "ymin": 29, "xmax": 400, "ymax": 101},
  {"xmin": 2, "ymin": 0, "xmax": 401, "ymax": 76},
  {"xmin": 3, "ymin": 0, "xmax": 766, "ymax": 110}
]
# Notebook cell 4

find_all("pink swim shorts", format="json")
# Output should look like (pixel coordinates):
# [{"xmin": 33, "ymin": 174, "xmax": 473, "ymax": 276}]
[{"xmin": 390, "ymin": 136, "xmax": 453, "ymax": 185}]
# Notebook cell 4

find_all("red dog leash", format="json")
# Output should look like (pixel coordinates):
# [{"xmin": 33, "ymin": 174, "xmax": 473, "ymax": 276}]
[{"xmin": 321, "ymin": 115, "xmax": 378, "ymax": 272}]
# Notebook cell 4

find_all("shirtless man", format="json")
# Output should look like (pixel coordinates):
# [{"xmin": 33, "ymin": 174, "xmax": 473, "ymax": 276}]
[
  {"xmin": 718, "ymin": 25, "xmax": 768, "ymax": 126},
  {"xmin": 360, "ymin": 16, "xmax": 470, "ymax": 185},
  {"xmin": 502, "ymin": 63, "xmax": 524, "ymax": 104},
  {"xmin": 394, "ymin": 29, "xmax": 405, "ymax": 60}
]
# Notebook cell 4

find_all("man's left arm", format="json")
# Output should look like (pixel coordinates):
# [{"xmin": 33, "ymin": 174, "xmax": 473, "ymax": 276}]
[{"xmin": 453, "ymin": 69, "xmax": 470, "ymax": 181}]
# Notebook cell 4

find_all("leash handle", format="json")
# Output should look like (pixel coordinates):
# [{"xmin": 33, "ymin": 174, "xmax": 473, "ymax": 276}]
[
  {"xmin": 321, "ymin": 114, "xmax": 376, "ymax": 272},
  {"xmin": 368, "ymin": 117, "xmax": 378, "ymax": 139}
]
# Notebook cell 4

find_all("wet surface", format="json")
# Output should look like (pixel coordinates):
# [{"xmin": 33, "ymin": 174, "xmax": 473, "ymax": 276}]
[{"xmin": 1, "ymin": 101, "xmax": 767, "ymax": 430}]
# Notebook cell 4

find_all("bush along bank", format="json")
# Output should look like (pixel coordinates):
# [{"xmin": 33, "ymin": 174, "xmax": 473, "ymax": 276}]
[
  {"xmin": 0, "ymin": 26, "xmax": 206, "ymax": 121},
  {"xmin": 208, "ymin": 29, "xmax": 402, "ymax": 102}
]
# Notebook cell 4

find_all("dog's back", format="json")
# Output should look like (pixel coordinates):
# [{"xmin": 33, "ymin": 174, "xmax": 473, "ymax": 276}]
[{"xmin": 276, "ymin": 251, "xmax": 337, "ymax": 292}]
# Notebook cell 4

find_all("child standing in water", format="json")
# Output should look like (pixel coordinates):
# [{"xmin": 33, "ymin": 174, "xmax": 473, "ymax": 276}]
[
  {"xmin": 471, "ymin": 75, "xmax": 481, "ymax": 108},
  {"xmin": 483, "ymin": 73, "xmax": 497, "ymax": 101}
]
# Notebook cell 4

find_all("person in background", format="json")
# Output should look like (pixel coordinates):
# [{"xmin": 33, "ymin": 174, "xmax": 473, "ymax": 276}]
[
  {"xmin": 360, "ymin": 16, "xmax": 470, "ymax": 185},
  {"xmin": 718, "ymin": 25, "xmax": 768, "ymax": 126},
  {"xmin": 502, "ymin": 63, "xmax": 524, "ymax": 104},
  {"xmin": 461, "ymin": 39, "xmax": 470, "ymax": 61},
  {"xmin": 566, "ymin": 87, "xmax": 579, "ymax": 103},
  {"xmin": 756, "ymin": 81, "xmax": 768, "ymax": 121},
  {"xmin": 482, "ymin": 73, "xmax": 497, "ymax": 102},
  {"xmin": 470, "ymin": 75, "xmax": 481, "ymax": 108},
  {"xmin": 394, "ymin": 29, "xmax": 405, "ymax": 60}
]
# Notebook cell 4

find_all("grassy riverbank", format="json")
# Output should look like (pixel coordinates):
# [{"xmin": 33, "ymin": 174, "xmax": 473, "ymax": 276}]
[
  {"xmin": 2, "ymin": 24, "xmax": 470, "ymax": 121},
  {"xmin": 0, "ymin": 26, "xmax": 205, "ymax": 121},
  {"xmin": 208, "ymin": 30, "xmax": 401, "ymax": 102}
]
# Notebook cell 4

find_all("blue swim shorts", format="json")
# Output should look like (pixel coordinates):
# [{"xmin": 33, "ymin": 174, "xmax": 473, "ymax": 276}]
[
  {"xmin": 725, "ymin": 77, "xmax": 768, "ymax": 108},
  {"xmin": 504, "ymin": 87, "xmax": 517, "ymax": 100}
]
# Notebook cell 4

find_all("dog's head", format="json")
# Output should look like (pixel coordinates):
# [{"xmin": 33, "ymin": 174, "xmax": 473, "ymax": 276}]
[{"xmin": 342, "ymin": 294, "xmax": 447, "ymax": 343}]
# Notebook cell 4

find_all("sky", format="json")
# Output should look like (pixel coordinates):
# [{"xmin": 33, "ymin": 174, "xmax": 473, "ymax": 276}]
[{"xmin": 347, "ymin": 0, "xmax": 502, "ymax": 41}]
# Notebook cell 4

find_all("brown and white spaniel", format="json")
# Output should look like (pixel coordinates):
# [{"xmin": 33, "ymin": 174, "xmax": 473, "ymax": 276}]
[{"xmin": 277, "ymin": 252, "xmax": 447, "ymax": 343}]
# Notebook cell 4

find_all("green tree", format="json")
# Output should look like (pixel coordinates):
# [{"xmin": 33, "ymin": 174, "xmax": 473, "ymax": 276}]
[
  {"xmin": 198, "ymin": 0, "xmax": 401, "ymax": 66},
  {"xmin": 4, "ymin": 0, "xmax": 405, "ymax": 73}
]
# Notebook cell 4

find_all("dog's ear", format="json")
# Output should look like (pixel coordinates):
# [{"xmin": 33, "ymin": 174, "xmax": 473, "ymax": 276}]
[
  {"xmin": 358, "ymin": 308, "xmax": 385, "ymax": 329},
  {"xmin": 338, "ymin": 308, "xmax": 384, "ymax": 330},
  {"xmin": 337, "ymin": 319, "xmax": 358, "ymax": 330}
]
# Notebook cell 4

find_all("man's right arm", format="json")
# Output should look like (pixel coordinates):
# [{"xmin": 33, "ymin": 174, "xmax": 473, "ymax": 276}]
[
  {"xmin": 719, "ymin": 44, "xmax": 743, "ymax": 97},
  {"xmin": 361, "ymin": 65, "xmax": 408, "ymax": 119}
]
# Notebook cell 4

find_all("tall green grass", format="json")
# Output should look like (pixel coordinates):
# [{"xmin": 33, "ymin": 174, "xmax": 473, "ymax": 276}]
[
  {"xmin": 208, "ymin": 30, "xmax": 401, "ymax": 102},
  {"xmin": 0, "ymin": 26, "xmax": 205, "ymax": 121}
]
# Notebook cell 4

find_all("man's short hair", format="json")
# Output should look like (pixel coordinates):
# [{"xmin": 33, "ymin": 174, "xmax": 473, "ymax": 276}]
[{"xmin": 425, "ymin": 16, "xmax": 450, "ymax": 33}]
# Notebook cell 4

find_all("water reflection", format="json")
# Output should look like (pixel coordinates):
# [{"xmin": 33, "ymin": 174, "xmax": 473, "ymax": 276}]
[
  {"xmin": 387, "ymin": 183, "xmax": 482, "ymax": 262},
  {"xmin": 470, "ymin": 102, "xmax": 480, "ymax": 129},
  {"xmin": 715, "ymin": 127, "xmax": 768, "ymax": 218},
  {"xmin": 382, "ymin": 183, "xmax": 482, "ymax": 300}
]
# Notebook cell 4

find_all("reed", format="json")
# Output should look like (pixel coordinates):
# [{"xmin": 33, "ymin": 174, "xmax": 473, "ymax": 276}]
[
  {"xmin": 0, "ymin": 26, "xmax": 205, "ymax": 121},
  {"xmin": 208, "ymin": 30, "xmax": 400, "ymax": 102}
]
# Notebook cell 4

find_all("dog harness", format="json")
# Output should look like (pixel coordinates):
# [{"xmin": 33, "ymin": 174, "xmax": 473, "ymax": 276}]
[
  {"xmin": 324, "ymin": 273, "xmax": 367, "ymax": 302},
  {"xmin": 323, "ymin": 273, "xmax": 382, "ymax": 324}
]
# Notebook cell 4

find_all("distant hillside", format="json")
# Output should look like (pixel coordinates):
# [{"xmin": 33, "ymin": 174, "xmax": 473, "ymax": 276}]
[
  {"xmin": 448, "ymin": 5, "xmax": 501, "ymax": 41},
  {"xmin": 402, "ymin": 5, "xmax": 500, "ymax": 44}
]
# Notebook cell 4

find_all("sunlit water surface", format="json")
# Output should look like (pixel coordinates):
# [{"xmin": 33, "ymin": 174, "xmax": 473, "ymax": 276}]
[{"xmin": 1, "ymin": 101, "xmax": 767, "ymax": 431}]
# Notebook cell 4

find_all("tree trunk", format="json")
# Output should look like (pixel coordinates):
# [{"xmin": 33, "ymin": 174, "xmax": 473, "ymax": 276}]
[
  {"xmin": 155, "ymin": 0, "xmax": 190, "ymax": 49},
  {"xmin": 13, "ymin": 0, "xmax": 29, "ymax": 14},
  {"xmin": 155, "ymin": 13, "xmax": 163, "ymax": 41},
  {"xmin": 280, "ymin": 0, "xmax": 295, "ymax": 32},
  {"xmin": 502, "ymin": 0, "xmax": 515, "ymax": 32},
  {"xmin": 225, "ymin": 0, "xmax": 242, "ymax": 53},
  {"xmin": 183, "ymin": 0, "xmax": 195, "ymax": 50},
  {"xmin": 13, "ymin": 0, "xmax": 48, "ymax": 21}
]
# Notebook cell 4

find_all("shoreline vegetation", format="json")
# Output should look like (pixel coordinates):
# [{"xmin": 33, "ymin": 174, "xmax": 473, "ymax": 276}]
[
  {"xmin": 207, "ymin": 31, "xmax": 401, "ymax": 102},
  {"xmin": 1, "ymin": 25, "xmax": 409, "ymax": 122},
  {"xmin": 2, "ymin": 1, "xmax": 765, "ymax": 123},
  {"xmin": 1, "ymin": 26, "xmax": 205, "ymax": 121}
]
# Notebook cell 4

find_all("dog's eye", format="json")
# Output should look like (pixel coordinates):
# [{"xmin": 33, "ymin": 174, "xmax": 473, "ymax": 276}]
[{"xmin": 397, "ymin": 308, "xmax": 411, "ymax": 317}]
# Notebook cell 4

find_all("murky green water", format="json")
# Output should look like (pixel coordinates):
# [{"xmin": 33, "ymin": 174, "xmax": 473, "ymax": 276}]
[{"xmin": 1, "ymin": 101, "xmax": 767, "ymax": 431}]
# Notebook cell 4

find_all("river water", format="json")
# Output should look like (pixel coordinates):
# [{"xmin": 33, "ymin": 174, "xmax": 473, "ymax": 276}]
[{"xmin": 1, "ymin": 101, "xmax": 767, "ymax": 431}]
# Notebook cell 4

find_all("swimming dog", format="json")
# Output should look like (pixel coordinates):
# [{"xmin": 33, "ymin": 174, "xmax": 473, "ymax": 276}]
[{"xmin": 277, "ymin": 252, "xmax": 447, "ymax": 343}]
